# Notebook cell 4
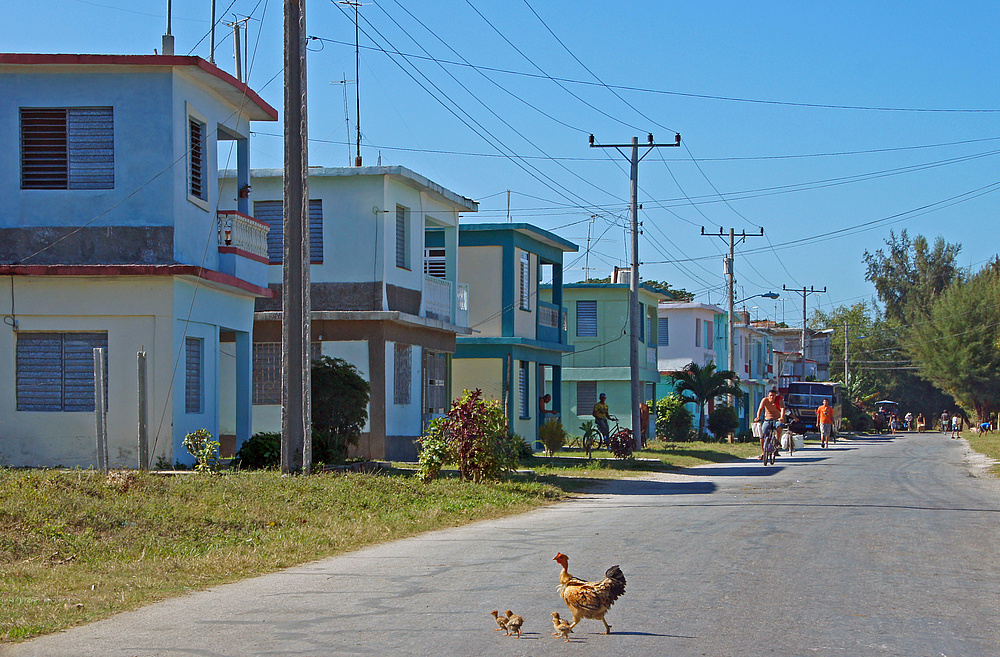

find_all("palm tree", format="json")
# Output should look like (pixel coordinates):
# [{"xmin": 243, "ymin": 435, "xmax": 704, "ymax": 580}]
[{"xmin": 671, "ymin": 362, "xmax": 742, "ymax": 439}]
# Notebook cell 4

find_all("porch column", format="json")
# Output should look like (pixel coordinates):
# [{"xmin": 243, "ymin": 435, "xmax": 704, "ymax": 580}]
[
  {"xmin": 368, "ymin": 336, "xmax": 387, "ymax": 458},
  {"xmin": 235, "ymin": 330, "xmax": 252, "ymax": 449},
  {"xmin": 552, "ymin": 363, "xmax": 563, "ymax": 417},
  {"xmin": 443, "ymin": 223, "xmax": 459, "ymax": 320}
]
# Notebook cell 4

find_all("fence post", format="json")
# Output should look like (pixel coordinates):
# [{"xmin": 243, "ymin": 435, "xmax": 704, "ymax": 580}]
[
  {"xmin": 94, "ymin": 347, "xmax": 108, "ymax": 472},
  {"xmin": 137, "ymin": 350, "xmax": 149, "ymax": 470}
]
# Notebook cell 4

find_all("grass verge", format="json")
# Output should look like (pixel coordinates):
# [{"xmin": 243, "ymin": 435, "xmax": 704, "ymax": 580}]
[
  {"xmin": 0, "ymin": 468, "xmax": 564, "ymax": 643},
  {"xmin": 966, "ymin": 430, "xmax": 1000, "ymax": 475}
]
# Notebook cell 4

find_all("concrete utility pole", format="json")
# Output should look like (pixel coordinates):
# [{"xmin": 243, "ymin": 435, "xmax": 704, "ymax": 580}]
[
  {"xmin": 701, "ymin": 226, "xmax": 764, "ymax": 409},
  {"xmin": 282, "ymin": 0, "xmax": 312, "ymax": 474},
  {"xmin": 137, "ymin": 350, "xmax": 149, "ymax": 470},
  {"xmin": 590, "ymin": 133, "xmax": 680, "ymax": 449},
  {"xmin": 783, "ymin": 285, "xmax": 826, "ymax": 382}
]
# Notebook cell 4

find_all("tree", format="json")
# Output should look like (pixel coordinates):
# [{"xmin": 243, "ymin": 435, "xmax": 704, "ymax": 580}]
[
  {"xmin": 707, "ymin": 404, "xmax": 739, "ymax": 441},
  {"xmin": 906, "ymin": 265, "xmax": 1000, "ymax": 421},
  {"xmin": 655, "ymin": 394, "xmax": 694, "ymax": 442},
  {"xmin": 584, "ymin": 275, "xmax": 694, "ymax": 301},
  {"xmin": 671, "ymin": 362, "xmax": 742, "ymax": 439},
  {"xmin": 311, "ymin": 356, "xmax": 371, "ymax": 463}
]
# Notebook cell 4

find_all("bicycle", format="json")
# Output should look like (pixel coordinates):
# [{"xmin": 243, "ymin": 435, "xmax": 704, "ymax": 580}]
[
  {"xmin": 605, "ymin": 415, "xmax": 635, "ymax": 459},
  {"xmin": 755, "ymin": 419, "xmax": 779, "ymax": 466}
]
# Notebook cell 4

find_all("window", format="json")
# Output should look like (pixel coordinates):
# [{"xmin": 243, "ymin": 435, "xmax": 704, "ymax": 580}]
[
  {"xmin": 576, "ymin": 300, "xmax": 597, "ymax": 337},
  {"xmin": 639, "ymin": 303, "xmax": 645, "ymax": 342},
  {"xmin": 658, "ymin": 316, "xmax": 669, "ymax": 346},
  {"xmin": 396, "ymin": 205, "xmax": 410, "ymax": 269},
  {"xmin": 423, "ymin": 247, "xmax": 446, "ymax": 278},
  {"xmin": 252, "ymin": 342, "xmax": 322, "ymax": 404},
  {"xmin": 695, "ymin": 318, "xmax": 702, "ymax": 347},
  {"xmin": 645, "ymin": 383, "xmax": 655, "ymax": 404},
  {"xmin": 518, "ymin": 360, "xmax": 529, "ymax": 418},
  {"xmin": 648, "ymin": 313, "xmax": 657, "ymax": 347},
  {"xmin": 706, "ymin": 320, "xmax": 714, "ymax": 349},
  {"xmin": 20, "ymin": 107, "xmax": 114, "ymax": 190},
  {"xmin": 577, "ymin": 381, "xmax": 597, "ymax": 415},
  {"xmin": 519, "ymin": 251, "xmax": 531, "ymax": 310},
  {"xmin": 253, "ymin": 200, "xmax": 324, "ymax": 264},
  {"xmin": 185, "ymin": 337, "xmax": 203, "ymax": 414},
  {"xmin": 188, "ymin": 117, "xmax": 206, "ymax": 201},
  {"xmin": 16, "ymin": 332, "xmax": 108, "ymax": 411},
  {"xmin": 394, "ymin": 343, "xmax": 412, "ymax": 405}
]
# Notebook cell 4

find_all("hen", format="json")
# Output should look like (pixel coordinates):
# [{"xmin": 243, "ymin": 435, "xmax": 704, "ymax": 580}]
[
  {"xmin": 553, "ymin": 552, "xmax": 626, "ymax": 634},
  {"xmin": 504, "ymin": 610, "xmax": 524, "ymax": 638},
  {"xmin": 550, "ymin": 612, "xmax": 574, "ymax": 642},
  {"xmin": 490, "ymin": 609, "xmax": 508, "ymax": 634}
]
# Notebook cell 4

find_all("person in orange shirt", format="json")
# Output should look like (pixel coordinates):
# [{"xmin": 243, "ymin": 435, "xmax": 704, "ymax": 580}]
[{"xmin": 816, "ymin": 398, "xmax": 835, "ymax": 448}]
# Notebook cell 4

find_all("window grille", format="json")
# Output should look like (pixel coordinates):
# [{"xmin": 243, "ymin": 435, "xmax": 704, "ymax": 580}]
[
  {"xmin": 252, "ymin": 342, "xmax": 321, "ymax": 404},
  {"xmin": 518, "ymin": 360, "xmax": 529, "ymax": 418},
  {"xmin": 253, "ymin": 200, "xmax": 324, "ymax": 264},
  {"xmin": 695, "ymin": 318, "xmax": 702, "ymax": 347},
  {"xmin": 423, "ymin": 247, "xmax": 446, "ymax": 278},
  {"xmin": 16, "ymin": 332, "xmax": 109, "ymax": 412},
  {"xmin": 519, "ymin": 251, "xmax": 531, "ymax": 310},
  {"xmin": 396, "ymin": 205, "xmax": 409, "ymax": 269},
  {"xmin": 20, "ymin": 107, "xmax": 113, "ymax": 190},
  {"xmin": 189, "ymin": 118, "xmax": 206, "ymax": 200},
  {"xmin": 577, "ymin": 381, "xmax": 597, "ymax": 415},
  {"xmin": 394, "ymin": 343, "xmax": 412, "ymax": 405},
  {"xmin": 576, "ymin": 300, "xmax": 597, "ymax": 337},
  {"xmin": 658, "ymin": 316, "xmax": 669, "ymax": 346},
  {"xmin": 185, "ymin": 337, "xmax": 203, "ymax": 414}
]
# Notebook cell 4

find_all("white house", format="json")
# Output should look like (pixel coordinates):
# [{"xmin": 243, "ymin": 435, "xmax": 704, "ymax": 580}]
[
  {"xmin": 219, "ymin": 166, "xmax": 475, "ymax": 461},
  {"xmin": 657, "ymin": 302, "xmax": 726, "ymax": 372},
  {"xmin": 0, "ymin": 54, "xmax": 277, "ymax": 467}
]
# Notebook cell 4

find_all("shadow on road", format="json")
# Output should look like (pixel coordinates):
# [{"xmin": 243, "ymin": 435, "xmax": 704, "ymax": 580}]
[{"xmin": 592, "ymin": 479, "xmax": 718, "ymax": 496}]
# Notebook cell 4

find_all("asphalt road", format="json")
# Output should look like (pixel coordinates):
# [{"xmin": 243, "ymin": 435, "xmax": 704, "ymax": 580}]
[{"xmin": 4, "ymin": 433, "xmax": 999, "ymax": 657}]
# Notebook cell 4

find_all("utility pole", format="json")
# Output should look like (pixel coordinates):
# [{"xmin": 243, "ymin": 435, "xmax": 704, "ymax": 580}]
[
  {"xmin": 783, "ymin": 285, "xmax": 826, "ymax": 382},
  {"xmin": 701, "ymin": 227, "xmax": 764, "ymax": 410},
  {"xmin": 590, "ymin": 132, "xmax": 680, "ymax": 449},
  {"xmin": 282, "ymin": 0, "xmax": 312, "ymax": 474},
  {"xmin": 227, "ymin": 17, "xmax": 250, "ymax": 82},
  {"xmin": 844, "ymin": 321, "xmax": 849, "ymax": 389}
]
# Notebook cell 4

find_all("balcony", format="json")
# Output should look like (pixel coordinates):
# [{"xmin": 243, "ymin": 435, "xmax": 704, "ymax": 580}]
[
  {"xmin": 457, "ymin": 283, "xmax": 469, "ymax": 328},
  {"xmin": 423, "ymin": 274, "xmax": 453, "ymax": 324},
  {"xmin": 537, "ymin": 299, "xmax": 567, "ymax": 344},
  {"xmin": 217, "ymin": 210, "xmax": 269, "ymax": 288},
  {"xmin": 647, "ymin": 346, "xmax": 657, "ymax": 366}
]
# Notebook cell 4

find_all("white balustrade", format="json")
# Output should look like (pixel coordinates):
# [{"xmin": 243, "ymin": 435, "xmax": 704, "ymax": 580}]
[
  {"xmin": 423, "ymin": 275, "xmax": 453, "ymax": 323},
  {"xmin": 218, "ymin": 211, "xmax": 269, "ymax": 260}
]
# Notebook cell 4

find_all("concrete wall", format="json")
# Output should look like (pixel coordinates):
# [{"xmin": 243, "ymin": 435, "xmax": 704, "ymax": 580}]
[
  {"xmin": 452, "ymin": 357, "xmax": 505, "ymax": 403},
  {"xmin": 459, "ymin": 245, "xmax": 503, "ymax": 337},
  {"xmin": 513, "ymin": 248, "xmax": 537, "ymax": 340}
]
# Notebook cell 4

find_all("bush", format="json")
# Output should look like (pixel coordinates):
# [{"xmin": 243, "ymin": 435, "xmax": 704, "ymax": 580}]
[
  {"xmin": 182, "ymin": 428, "xmax": 221, "ymax": 473},
  {"xmin": 707, "ymin": 404, "xmax": 739, "ymax": 441},
  {"xmin": 311, "ymin": 356, "xmax": 371, "ymax": 464},
  {"xmin": 656, "ymin": 394, "xmax": 694, "ymax": 442},
  {"xmin": 840, "ymin": 418, "xmax": 852, "ymax": 432},
  {"xmin": 233, "ymin": 432, "xmax": 281, "ymax": 470},
  {"xmin": 416, "ymin": 389, "xmax": 519, "ymax": 483},
  {"xmin": 538, "ymin": 418, "xmax": 567, "ymax": 456}
]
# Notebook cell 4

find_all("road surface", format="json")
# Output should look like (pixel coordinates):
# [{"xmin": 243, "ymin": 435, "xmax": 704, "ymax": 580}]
[{"xmin": 4, "ymin": 432, "xmax": 998, "ymax": 656}]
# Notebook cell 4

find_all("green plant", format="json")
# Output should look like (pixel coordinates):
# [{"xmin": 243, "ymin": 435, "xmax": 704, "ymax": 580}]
[
  {"xmin": 311, "ymin": 356, "xmax": 371, "ymax": 464},
  {"xmin": 840, "ymin": 418, "xmax": 853, "ymax": 432},
  {"xmin": 655, "ymin": 394, "xmax": 694, "ymax": 442},
  {"xmin": 182, "ymin": 429, "xmax": 221, "ymax": 473},
  {"xmin": 671, "ymin": 362, "xmax": 743, "ymax": 438},
  {"xmin": 154, "ymin": 455, "xmax": 172, "ymax": 470},
  {"xmin": 233, "ymin": 432, "xmax": 281, "ymax": 470},
  {"xmin": 538, "ymin": 418, "xmax": 567, "ymax": 456},
  {"xmin": 707, "ymin": 404, "xmax": 739, "ymax": 441},
  {"xmin": 416, "ymin": 389, "xmax": 518, "ymax": 483},
  {"xmin": 513, "ymin": 433, "xmax": 534, "ymax": 460},
  {"xmin": 579, "ymin": 420, "xmax": 598, "ymax": 458}
]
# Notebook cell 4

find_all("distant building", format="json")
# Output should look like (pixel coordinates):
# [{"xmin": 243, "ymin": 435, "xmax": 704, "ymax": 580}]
[{"xmin": 755, "ymin": 323, "xmax": 833, "ymax": 388}]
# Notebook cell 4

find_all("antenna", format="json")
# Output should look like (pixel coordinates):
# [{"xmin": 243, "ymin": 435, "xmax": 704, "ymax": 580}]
[
  {"xmin": 338, "ymin": 1, "xmax": 366, "ymax": 166},
  {"xmin": 161, "ymin": 0, "xmax": 175, "ymax": 55},
  {"xmin": 332, "ymin": 76, "xmax": 355, "ymax": 166}
]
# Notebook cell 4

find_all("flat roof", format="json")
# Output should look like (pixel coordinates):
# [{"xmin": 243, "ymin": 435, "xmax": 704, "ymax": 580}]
[
  {"xmin": 459, "ymin": 222, "xmax": 578, "ymax": 252},
  {"xmin": 0, "ymin": 53, "xmax": 278, "ymax": 121}
]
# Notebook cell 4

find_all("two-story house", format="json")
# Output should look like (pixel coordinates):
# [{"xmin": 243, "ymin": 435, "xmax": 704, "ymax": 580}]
[
  {"xmin": 219, "ymin": 166, "xmax": 475, "ymax": 461},
  {"xmin": 452, "ymin": 223, "xmax": 577, "ymax": 447},
  {"xmin": 732, "ymin": 311, "xmax": 774, "ymax": 433},
  {"xmin": 553, "ymin": 283, "xmax": 669, "ymax": 435},
  {"xmin": 0, "ymin": 54, "xmax": 276, "ymax": 467},
  {"xmin": 657, "ymin": 301, "xmax": 727, "ymax": 421},
  {"xmin": 757, "ymin": 324, "xmax": 833, "ymax": 389}
]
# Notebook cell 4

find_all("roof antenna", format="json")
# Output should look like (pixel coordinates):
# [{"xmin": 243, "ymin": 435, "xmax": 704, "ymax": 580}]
[{"xmin": 161, "ymin": 0, "xmax": 175, "ymax": 55}]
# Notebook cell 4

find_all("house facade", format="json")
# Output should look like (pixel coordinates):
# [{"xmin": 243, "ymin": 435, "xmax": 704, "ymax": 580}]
[
  {"xmin": 219, "ymin": 166, "xmax": 475, "ymax": 461},
  {"xmin": 732, "ymin": 316, "xmax": 774, "ymax": 433},
  {"xmin": 0, "ymin": 54, "xmax": 276, "ymax": 467},
  {"xmin": 552, "ymin": 283, "xmax": 669, "ymax": 435},
  {"xmin": 452, "ymin": 224, "xmax": 577, "ymax": 448},
  {"xmin": 656, "ymin": 301, "xmax": 727, "ymax": 423},
  {"xmin": 758, "ymin": 324, "xmax": 833, "ymax": 389}
]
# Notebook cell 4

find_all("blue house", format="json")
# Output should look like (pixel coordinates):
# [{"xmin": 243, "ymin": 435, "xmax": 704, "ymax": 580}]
[{"xmin": 0, "ymin": 54, "xmax": 276, "ymax": 467}]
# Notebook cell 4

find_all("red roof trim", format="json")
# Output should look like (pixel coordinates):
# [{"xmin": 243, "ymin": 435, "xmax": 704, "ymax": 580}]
[
  {"xmin": 0, "ymin": 264, "xmax": 275, "ymax": 298},
  {"xmin": 0, "ymin": 53, "xmax": 278, "ymax": 120},
  {"xmin": 218, "ymin": 245, "xmax": 269, "ymax": 264}
]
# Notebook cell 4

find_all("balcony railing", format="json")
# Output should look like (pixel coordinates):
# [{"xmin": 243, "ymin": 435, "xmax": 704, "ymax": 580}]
[
  {"xmin": 456, "ymin": 283, "xmax": 469, "ymax": 328},
  {"xmin": 423, "ymin": 274, "xmax": 453, "ymax": 323},
  {"xmin": 537, "ymin": 300, "xmax": 568, "ymax": 344},
  {"xmin": 647, "ymin": 346, "xmax": 657, "ymax": 366},
  {"xmin": 218, "ymin": 211, "xmax": 269, "ymax": 260}
]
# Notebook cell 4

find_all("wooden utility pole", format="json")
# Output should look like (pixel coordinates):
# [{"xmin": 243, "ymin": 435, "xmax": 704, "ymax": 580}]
[
  {"xmin": 282, "ymin": 0, "xmax": 312, "ymax": 474},
  {"xmin": 783, "ymin": 285, "xmax": 826, "ymax": 382},
  {"xmin": 590, "ymin": 133, "xmax": 680, "ymax": 449}
]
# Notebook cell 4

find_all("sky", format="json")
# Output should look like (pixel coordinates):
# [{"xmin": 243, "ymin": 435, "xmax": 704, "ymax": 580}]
[{"xmin": 4, "ymin": 0, "xmax": 999, "ymax": 326}]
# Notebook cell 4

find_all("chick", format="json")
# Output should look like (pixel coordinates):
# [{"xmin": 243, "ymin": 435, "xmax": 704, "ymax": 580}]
[
  {"xmin": 490, "ymin": 609, "xmax": 509, "ymax": 634},
  {"xmin": 551, "ymin": 612, "xmax": 574, "ymax": 642},
  {"xmin": 504, "ymin": 610, "xmax": 524, "ymax": 638}
]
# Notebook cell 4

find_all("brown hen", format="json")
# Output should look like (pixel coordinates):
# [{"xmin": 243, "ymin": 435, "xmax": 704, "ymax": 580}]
[{"xmin": 553, "ymin": 552, "xmax": 626, "ymax": 634}]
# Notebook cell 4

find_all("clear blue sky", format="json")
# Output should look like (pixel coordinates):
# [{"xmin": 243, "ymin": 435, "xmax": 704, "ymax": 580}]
[{"xmin": 5, "ymin": 1, "xmax": 999, "ymax": 325}]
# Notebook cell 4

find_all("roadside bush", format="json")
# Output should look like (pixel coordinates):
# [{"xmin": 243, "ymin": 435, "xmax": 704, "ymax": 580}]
[
  {"xmin": 416, "ymin": 389, "xmax": 519, "ymax": 483},
  {"xmin": 312, "ymin": 356, "xmax": 371, "ymax": 463},
  {"xmin": 656, "ymin": 394, "xmax": 694, "ymax": 442},
  {"xmin": 233, "ymin": 432, "xmax": 281, "ymax": 470},
  {"xmin": 840, "ymin": 418, "xmax": 853, "ymax": 432},
  {"xmin": 707, "ymin": 404, "xmax": 739, "ymax": 442},
  {"xmin": 182, "ymin": 428, "xmax": 221, "ymax": 472},
  {"xmin": 514, "ymin": 433, "xmax": 534, "ymax": 460},
  {"xmin": 538, "ymin": 418, "xmax": 567, "ymax": 456}
]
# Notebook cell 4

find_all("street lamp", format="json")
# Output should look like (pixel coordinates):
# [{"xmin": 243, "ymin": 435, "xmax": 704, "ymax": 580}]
[{"xmin": 736, "ymin": 291, "xmax": 780, "ymax": 305}]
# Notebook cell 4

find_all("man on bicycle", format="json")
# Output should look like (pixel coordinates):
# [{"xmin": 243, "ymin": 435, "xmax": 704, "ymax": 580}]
[
  {"xmin": 754, "ymin": 388, "xmax": 785, "ymax": 461},
  {"xmin": 592, "ymin": 393, "xmax": 610, "ymax": 448}
]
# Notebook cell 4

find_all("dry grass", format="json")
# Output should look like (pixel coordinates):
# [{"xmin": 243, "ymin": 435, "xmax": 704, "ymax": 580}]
[
  {"xmin": 966, "ymin": 430, "xmax": 1000, "ymax": 475},
  {"xmin": 0, "ymin": 468, "xmax": 565, "ymax": 643}
]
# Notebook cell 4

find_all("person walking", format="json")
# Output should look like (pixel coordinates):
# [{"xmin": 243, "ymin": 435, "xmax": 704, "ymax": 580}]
[
  {"xmin": 940, "ymin": 410, "xmax": 951, "ymax": 433},
  {"xmin": 904, "ymin": 411, "xmax": 913, "ymax": 432},
  {"xmin": 592, "ymin": 393, "xmax": 610, "ymax": 448},
  {"xmin": 951, "ymin": 414, "xmax": 963, "ymax": 439},
  {"xmin": 816, "ymin": 398, "xmax": 835, "ymax": 449}
]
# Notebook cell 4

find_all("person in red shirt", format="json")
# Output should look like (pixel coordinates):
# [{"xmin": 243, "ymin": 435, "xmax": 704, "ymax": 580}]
[{"xmin": 816, "ymin": 398, "xmax": 835, "ymax": 448}]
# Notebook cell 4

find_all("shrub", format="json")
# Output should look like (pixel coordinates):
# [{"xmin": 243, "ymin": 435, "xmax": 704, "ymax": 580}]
[
  {"xmin": 707, "ymin": 404, "xmax": 739, "ymax": 442},
  {"xmin": 656, "ymin": 394, "xmax": 694, "ymax": 442},
  {"xmin": 233, "ymin": 432, "xmax": 281, "ymax": 470},
  {"xmin": 538, "ymin": 418, "xmax": 567, "ymax": 456},
  {"xmin": 416, "ymin": 389, "xmax": 519, "ymax": 483},
  {"xmin": 579, "ymin": 420, "xmax": 599, "ymax": 458},
  {"xmin": 840, "ymin": 418, "xmax": 853, "ymax": 432},
  {"xmin": 311, "ymin": 356, "xmax": 371, "ymax": 464},
  {"xmin": 182, "ymin": 428, "xmax": 221, "ymax": 473}
]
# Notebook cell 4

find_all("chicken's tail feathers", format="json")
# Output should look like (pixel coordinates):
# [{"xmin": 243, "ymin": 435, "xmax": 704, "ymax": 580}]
[{"xmin": 604, "ymin": 565, "xmax": 627, "ymax": 598}]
